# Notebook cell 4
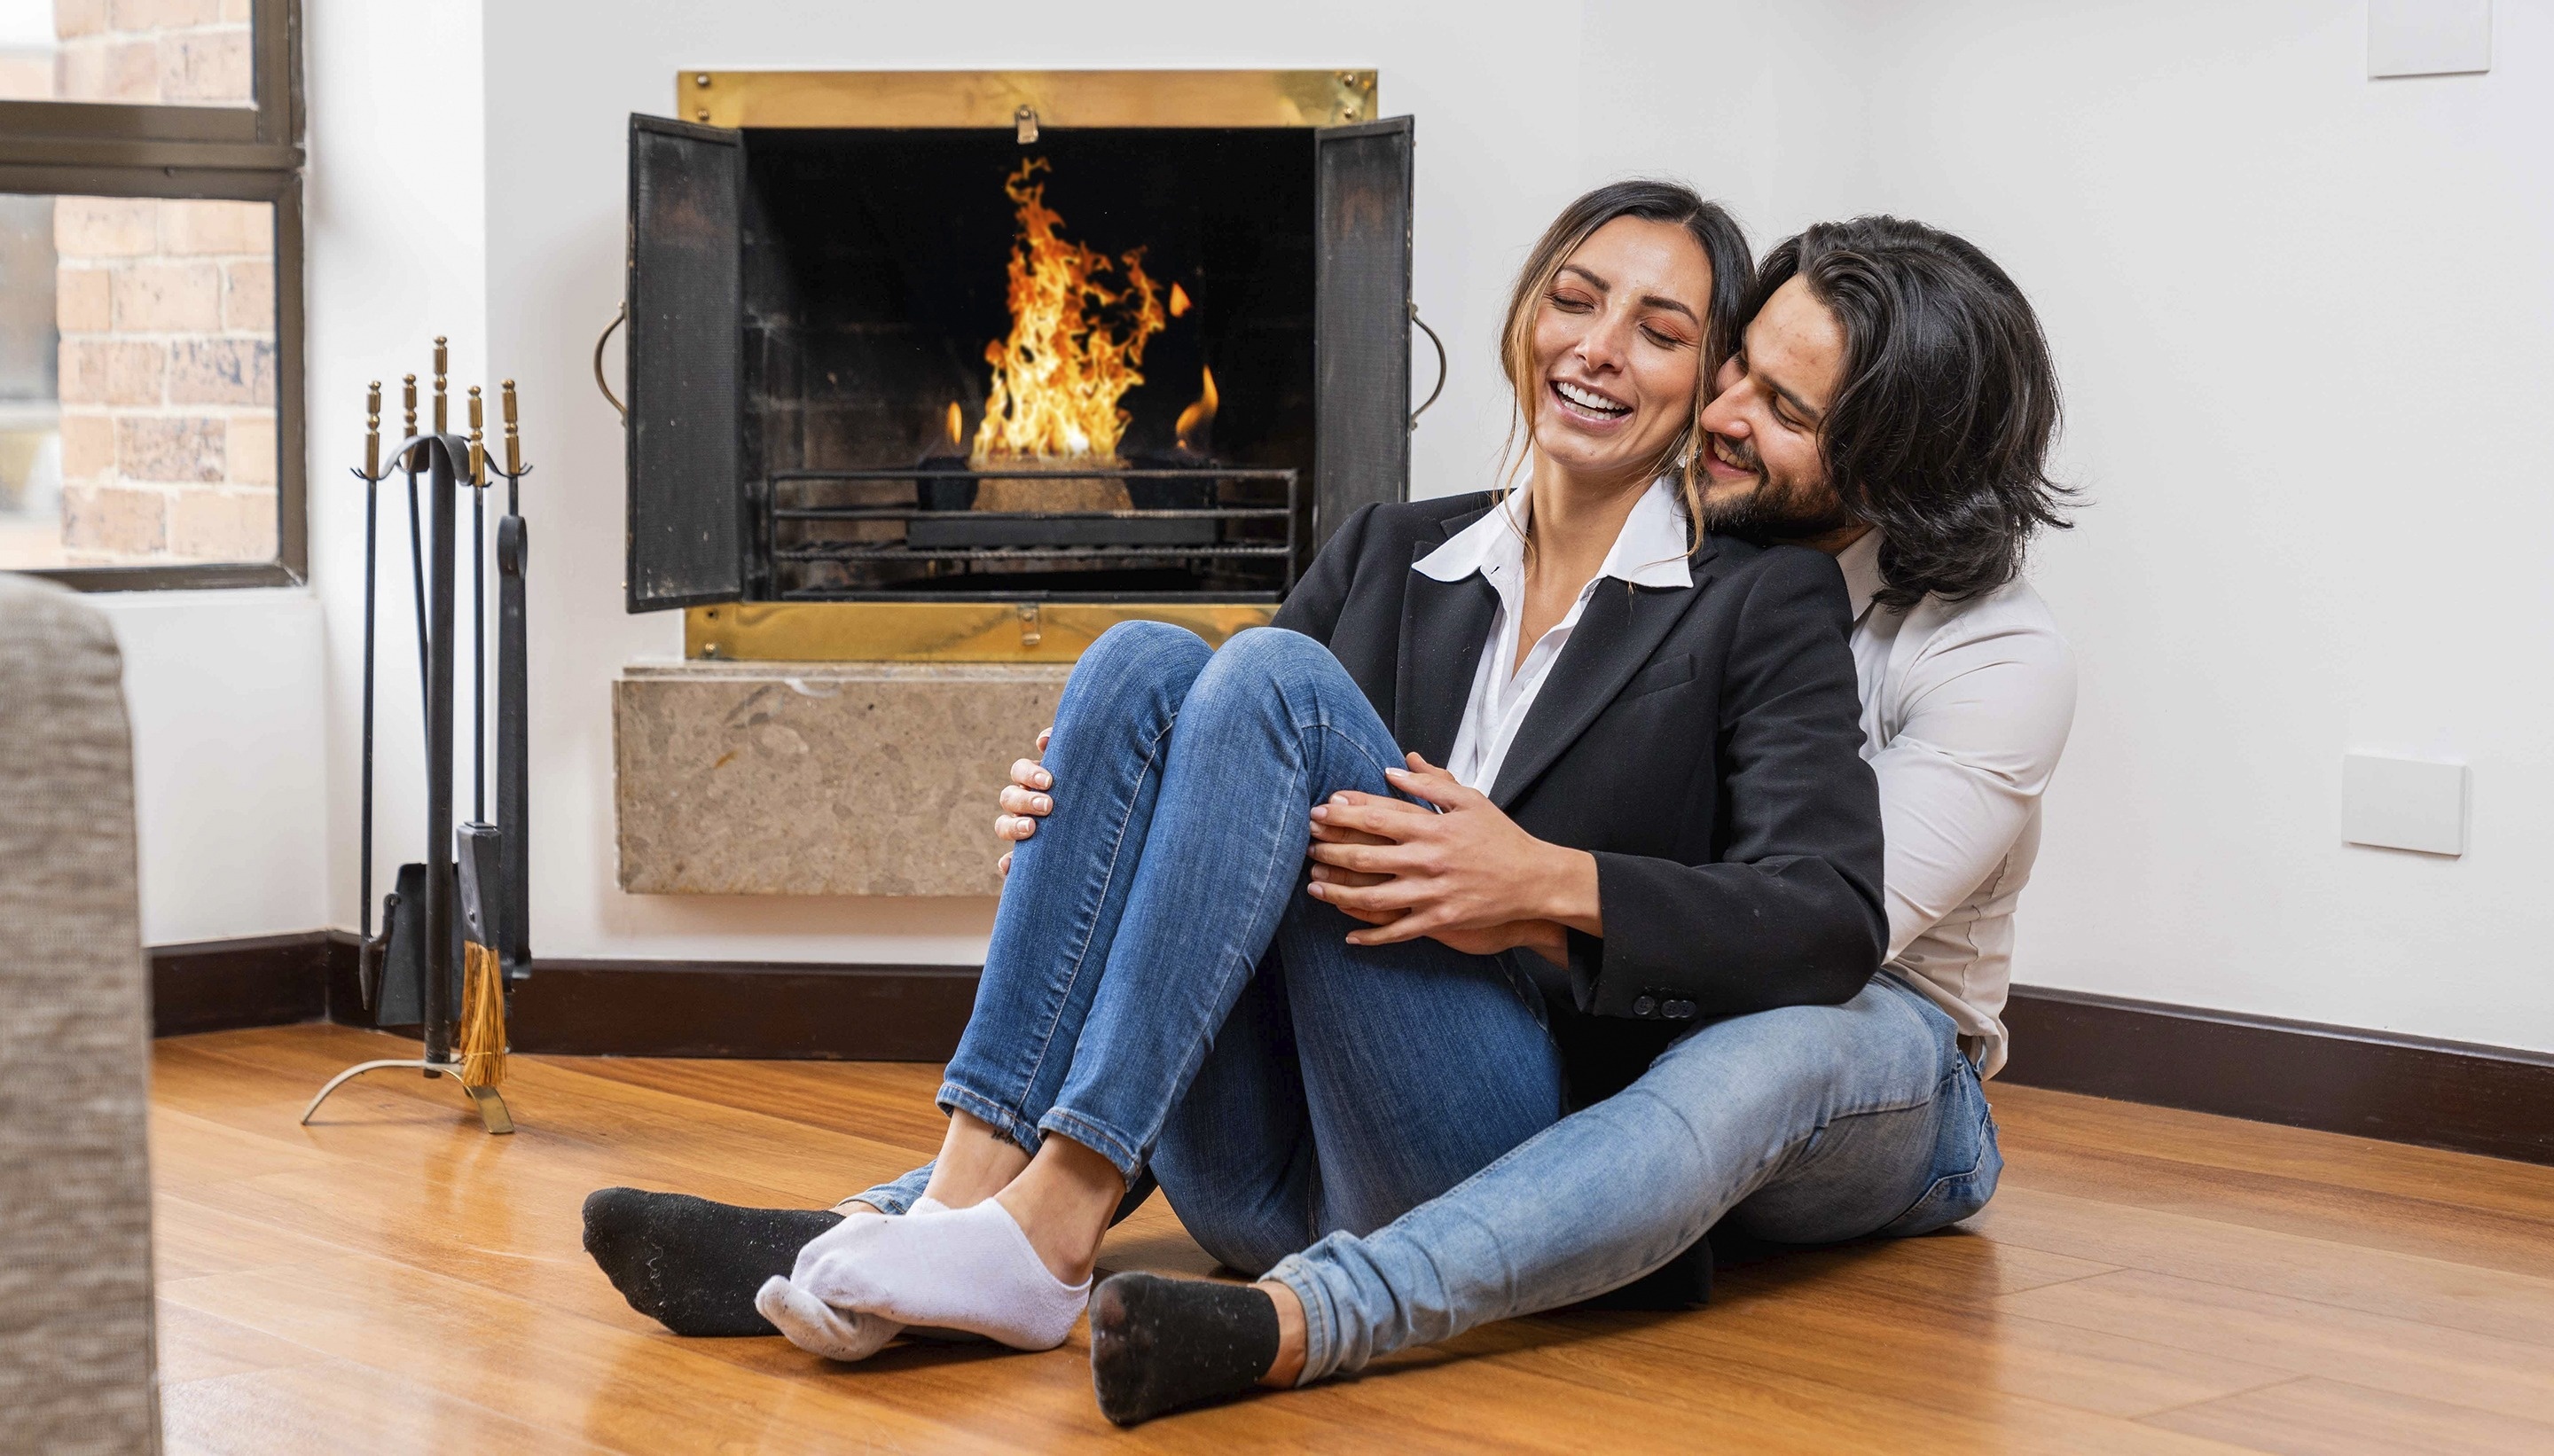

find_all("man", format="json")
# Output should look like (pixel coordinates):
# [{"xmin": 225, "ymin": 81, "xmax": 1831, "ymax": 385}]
[{"xmin": 1080, "ymin": 214, "xmax": 2079, "ymax": 1420}]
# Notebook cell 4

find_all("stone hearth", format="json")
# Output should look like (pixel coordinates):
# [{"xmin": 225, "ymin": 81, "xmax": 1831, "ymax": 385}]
[{"xmin": 615, "ymin": 661, "xmax": 1068, "ymax": 896}]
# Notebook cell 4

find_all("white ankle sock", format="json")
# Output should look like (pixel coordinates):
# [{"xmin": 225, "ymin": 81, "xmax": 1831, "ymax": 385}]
[
  {"xmin": 756, "ymin": 1196, "xmax": 946, "ymax": 1361},
  {"xmin": 788, "ymin": 1196, "xmax": 1089, "ymax": 1351}
]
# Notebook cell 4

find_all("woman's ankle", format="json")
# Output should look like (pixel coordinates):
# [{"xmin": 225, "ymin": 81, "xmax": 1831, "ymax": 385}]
[
  {"xmin": 991, "ymin": 1135, "xmax": 1124, "ymax": 1286},
  {"xmin": 1257, "ymin": 1280, "xmax": 1308, "ymax": 1387},
  {"xmin": 922, "ymin": 1110, "xmax": 1030, "ymax": 1209}
]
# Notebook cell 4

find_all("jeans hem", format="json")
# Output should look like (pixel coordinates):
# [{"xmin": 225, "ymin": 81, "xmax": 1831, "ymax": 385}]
[
  {"xmin": 1036, "ymin": 1106, "xmax": 1147, "ymax": 1184},
  {"xmin": 938, "ymin": 1081, "xmax": 1042, "ymax": 1157},
  {"xmin": 1264, "ymin": 1256, "xmax": 1336, "ymax": 1384}
]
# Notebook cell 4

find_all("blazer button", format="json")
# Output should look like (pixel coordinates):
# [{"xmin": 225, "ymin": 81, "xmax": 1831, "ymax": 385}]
[
  {"xmin": 1632, "ymin": 995, "xmax": 1657, "ymax": 1019},
  {"xmin": 1664, "ymin": 999, "xmax": 1696, "ymax": 1020}
]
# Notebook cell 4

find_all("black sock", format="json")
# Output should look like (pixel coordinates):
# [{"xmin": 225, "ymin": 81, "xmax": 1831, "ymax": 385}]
[
  {"xmin": 1086, "ymin": 1272, "xmax": 1281, "ymax": 1426},
  {"xmin": 582, "ymin": 1187, "xmax": 842, "ymax": 1337}
]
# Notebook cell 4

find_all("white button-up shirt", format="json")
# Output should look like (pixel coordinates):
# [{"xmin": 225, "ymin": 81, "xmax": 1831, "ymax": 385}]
[
  {"xmin": 1837, "ymin": 531, "xmax": 2077, "ymax": 1077},
  {"xmin": 1414, "ymin": 478, "xmax": 1695, "ymax": 795}
]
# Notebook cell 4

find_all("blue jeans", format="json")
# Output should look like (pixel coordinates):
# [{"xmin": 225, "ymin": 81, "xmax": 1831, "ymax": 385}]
[
  {"xmin": 852, "ymin": 622, "xmax": 1998, "ymax": 1379},
  {"xmin": 856, "ymin": 622, "xmax": 1566, "ymax": 1248},
  {"xmin": 1263, "ymin": 973, "xmax": 2000, "ymax": 1380}
]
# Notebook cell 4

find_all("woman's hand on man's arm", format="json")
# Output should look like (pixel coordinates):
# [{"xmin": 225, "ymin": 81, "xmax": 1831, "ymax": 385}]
[
  {"xmin": 993, "ymin": 727, "xmax": 1054, "ymax": 878},
  {"xmin": 1304, "ymin": 753, "xmax": 1600, "ymax": 950}
]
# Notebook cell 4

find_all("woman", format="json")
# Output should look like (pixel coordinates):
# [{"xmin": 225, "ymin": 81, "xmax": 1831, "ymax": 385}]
[{"xmin": 584, "ymin": 180, "xmax": 1885, "ymax": 1421}]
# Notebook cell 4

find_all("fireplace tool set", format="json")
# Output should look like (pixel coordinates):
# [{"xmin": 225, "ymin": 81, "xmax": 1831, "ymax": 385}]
[{"xmin": 302, "ymin": 339, "xmax": 535, "ymax": 1136}]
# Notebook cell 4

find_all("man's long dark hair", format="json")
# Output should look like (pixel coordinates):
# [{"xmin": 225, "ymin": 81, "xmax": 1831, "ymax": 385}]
[{"xmin": 1750, "ymin": 216, "xmax": 2072, "ymax": 608}]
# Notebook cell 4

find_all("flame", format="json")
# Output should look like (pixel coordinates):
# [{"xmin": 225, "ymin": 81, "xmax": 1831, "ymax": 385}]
[
  {"xmin": 971, "ymin": 160, "xmax": 1166, "ymax": 465},
  {"xmin": 1174, "ymin": 366, "xmax": 1218, "ymax": 455},
  {"xmin": 1168, "ymin": 282, "xmax": 1192, "ymax": 317},
  {"xmin": 944, "ymin": 401, "xmax": 964, "ymax": 450}
]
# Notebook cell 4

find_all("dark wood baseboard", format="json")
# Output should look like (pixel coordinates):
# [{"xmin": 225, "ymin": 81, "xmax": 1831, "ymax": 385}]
[
  {"xmin": 503, "ymin": 960, "xmax": 978, "ymax": 1061},
  {"xmin": 153, "ymin": 938, "xmax": 2552, "ymax": 1166},
  {"xmin": 149, "ymin": 931, "xmax": 346, "ymax": 1037},
  {"xmin": 164, "ymin": 935, "xmax": 980, "ymax": 1060},
  {"xmin": 2001, "ymin": 985, "xmax": 2554, "ymax": 1167}
]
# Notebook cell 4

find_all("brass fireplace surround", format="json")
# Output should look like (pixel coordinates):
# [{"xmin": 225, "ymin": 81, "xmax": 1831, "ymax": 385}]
[{"xmin": 672, "ymin": 67, "xmax": 1375, "ymax": 661}]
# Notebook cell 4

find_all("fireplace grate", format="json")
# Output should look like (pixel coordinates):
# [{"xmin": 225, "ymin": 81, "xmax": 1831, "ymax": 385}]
[{"xmin": 767, "ymin": 466, "xmax": 1300, "ymax": 603}]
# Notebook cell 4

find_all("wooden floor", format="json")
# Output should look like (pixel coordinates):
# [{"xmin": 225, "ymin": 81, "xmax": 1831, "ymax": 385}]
[{"xmin": 153, "ymin": 1025, "xmax": 2554, "ymax": 1454}]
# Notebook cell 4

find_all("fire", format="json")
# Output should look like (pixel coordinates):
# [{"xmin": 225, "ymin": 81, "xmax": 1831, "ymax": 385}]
[
  {"xmin": 944, "ymin": 401, "xmax": 964, "ymax": 451},
  {"xmin": 1174, "ymin": 366, "xmax": 1218, "ymax": 455},
  {"xmin": 1168, "ymin": 282, "xmax": 1192, "ymax": 317},
  {"xmin": 971, "ymin": 160, "xmax": 1166, "ymax": 465}
]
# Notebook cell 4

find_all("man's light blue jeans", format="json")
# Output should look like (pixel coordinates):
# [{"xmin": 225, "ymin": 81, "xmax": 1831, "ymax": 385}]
[{"xmin": 851, "ymin": 621, "xmax": 1998, "ymax": 1381}]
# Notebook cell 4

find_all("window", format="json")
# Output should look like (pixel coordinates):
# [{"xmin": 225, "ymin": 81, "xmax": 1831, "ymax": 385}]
[{"xmin": 0, "ymin": 0, "xmax": 301, "ymax": 590}]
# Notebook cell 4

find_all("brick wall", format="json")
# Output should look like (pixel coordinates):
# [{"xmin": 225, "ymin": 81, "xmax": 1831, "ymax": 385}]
[
  {"xmin": 52, "ymin": 0, "xmax": 253, "ymax": 106},
  {"xmin": 53, "ymin": 197, "xmax": 277, "ymax": 564},
  {"xmin": 38, "ymin": 0, "xmax": 270, "ymax": 566}
]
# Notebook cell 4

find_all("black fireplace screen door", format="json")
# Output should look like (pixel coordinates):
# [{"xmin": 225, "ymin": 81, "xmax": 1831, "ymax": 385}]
[
  {"xmin": 625, "ymin": 114, "xmax": 748, "ymax": 613},
  {"xmin": 1312, "ymin": 116, "xmax": 1414, "ymax": 552},
  {"xmin": 623, "ymin": 111, "xmax": 1416, "ymax": 610}
]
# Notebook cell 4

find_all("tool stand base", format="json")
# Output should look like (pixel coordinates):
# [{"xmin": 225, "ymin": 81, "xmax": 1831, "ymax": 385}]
[{"xmin": 300, "ymin": 1057, "xmax": 518, "ymax": 1135}]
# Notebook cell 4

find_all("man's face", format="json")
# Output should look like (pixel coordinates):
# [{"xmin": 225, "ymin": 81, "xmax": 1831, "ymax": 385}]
[{"xmin": 1696, "ymin": 276, "xmax": 1858, "ymax": 541}]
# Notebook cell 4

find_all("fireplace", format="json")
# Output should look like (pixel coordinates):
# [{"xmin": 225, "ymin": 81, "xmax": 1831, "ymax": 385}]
[
  {"xmin": 610, "ymin": 72, "xmax": 1422, "ymax": 896},
  {"xmin": 619, "ymin": 70, "xmax": 1418, "ymax": 632}
]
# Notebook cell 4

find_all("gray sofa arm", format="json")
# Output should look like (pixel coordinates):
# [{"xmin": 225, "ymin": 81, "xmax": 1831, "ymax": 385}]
[{"xmin": 0, "ymin": 574, "xmax": 161, "ymax": 1454}]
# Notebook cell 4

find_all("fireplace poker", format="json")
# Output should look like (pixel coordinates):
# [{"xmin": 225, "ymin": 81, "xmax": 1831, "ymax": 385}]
[
  {"xmin": 355, "ymin": 384, "xmax": 391, "ymax": 1013},
  {"xmin": 402, "ymin": 373, "xmax": 427, "ymax": 725},
  {"xmin": 495, "ymin": 380, "xmax": 533, "ymax": 986},
  {"xmin": 468, "ymin": 385, "xmax": 488, "ymax": 823}
]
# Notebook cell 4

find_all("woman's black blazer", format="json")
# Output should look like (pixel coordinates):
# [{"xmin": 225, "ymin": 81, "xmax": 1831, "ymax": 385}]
[{"xmin": 1271, "ymin": 492, "xmax": 1886, "ymax": 1068}]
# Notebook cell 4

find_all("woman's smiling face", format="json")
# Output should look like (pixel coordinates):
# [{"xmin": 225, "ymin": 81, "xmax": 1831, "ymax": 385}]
[{"xmin": 1528, "ymin": 215, "xmax": 1714, "ymax": 488}]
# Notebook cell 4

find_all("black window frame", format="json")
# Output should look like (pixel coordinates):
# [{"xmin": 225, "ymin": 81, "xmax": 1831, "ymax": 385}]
[{"xmin": 1, "ymin": 0, "xmax": 307, "ymax": 592}]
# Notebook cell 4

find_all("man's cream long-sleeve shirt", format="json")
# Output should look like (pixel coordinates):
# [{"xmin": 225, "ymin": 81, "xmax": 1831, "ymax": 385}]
[{"xmin": 1836, "ymin": 532, "xmax": 2077, "ymax": 1078}]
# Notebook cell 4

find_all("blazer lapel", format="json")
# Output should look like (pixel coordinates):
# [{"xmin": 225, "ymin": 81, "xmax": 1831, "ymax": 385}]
[
  {"xmin": 1393, "ymin": 535, "xmax": 1499, "ymax": 767},
  {"xmin": 1487, "ymin": 552, "xmax": 1719, "ymax": 809}
]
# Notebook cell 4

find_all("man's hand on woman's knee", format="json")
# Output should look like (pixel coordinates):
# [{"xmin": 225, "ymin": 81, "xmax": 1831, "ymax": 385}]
[{"xmin": 1305, "ymin": 753, "xmax": 1598, "ymax": 949}]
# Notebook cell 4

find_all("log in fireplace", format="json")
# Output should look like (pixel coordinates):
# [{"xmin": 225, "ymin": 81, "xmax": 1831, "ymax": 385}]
[{"xmin": 615, "ymin": 71, "xmax": 1422, "ymax": 627}]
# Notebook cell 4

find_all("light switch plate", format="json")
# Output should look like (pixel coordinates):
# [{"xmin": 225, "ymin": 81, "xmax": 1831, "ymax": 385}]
[
  {"xmin": 2369, "ymin": 0, "xmax": 2492, "ymax": 78},
  {"xmin": 2342, "ymin": 753, "xmax": 2468, "ymax": 856}
]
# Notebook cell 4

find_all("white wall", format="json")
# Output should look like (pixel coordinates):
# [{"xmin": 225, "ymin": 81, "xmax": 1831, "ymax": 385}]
[
  {"xmin": 1842, "ymin": 0, "xmax": 2554, "ymax": 1053},
  {"xmin": 301, "ymin": 0, "xmax": 488, "ymax": 952},
  {"xmin": 95, "ymin": 590, "xmax": 326, "ymax": 944},
  {"xmin": 107, "ymin": 0, "xmax": 2552, "ymax": 1052}
]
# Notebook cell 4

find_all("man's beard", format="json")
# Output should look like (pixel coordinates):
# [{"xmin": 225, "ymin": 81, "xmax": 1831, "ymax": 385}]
[{"xmin": 1696, "ymin": 435, "xmax": 1860, "ymax": 542}]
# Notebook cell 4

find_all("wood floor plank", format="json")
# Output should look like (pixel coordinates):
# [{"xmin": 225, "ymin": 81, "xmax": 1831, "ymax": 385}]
[
  {"xmin": 1973, "ymin": 1186, "xmax": 2554, "ymax": 1349},
  {"xmin": 2143, "ymin": 1375, "xmax": 2554, "ymax": 1456},
  {"xmin": 155, "ymin": 1301, "xmax": 332, "ymax": 1385},
  {"xmin": 1996, "ymin": 1136, "xmax": 2554, "ymax": 1280},
  {"xmin": 161, "ymin": 1359, "xmax": 611, "ymax": 1456},
  {"xmin": 569, "ymin": 1056, "xmax": 953, "ymax": 1150},
  {"xmin": 1665, "ymin": 1261, "xmax": 2294, "ymax": 1420},
  {"xmin": 1993, "ymin": 1085, "xmax": 2554, "ymax": 1227},
  {"xmin": 153, "ymin": 1186, "xmax": 352, "ymax": 1280},
  {"xmin": 2002, "ymin": 1269, "xmax": 2554, "ymax": 1425}
]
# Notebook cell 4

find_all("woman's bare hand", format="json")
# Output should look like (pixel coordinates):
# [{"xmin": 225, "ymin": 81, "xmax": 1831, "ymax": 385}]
[
  {"xmin": 994, "ymin": 727, "xmax": 1054, "ymax": 878},
  {"xmin": 1304, "ymin": 752, "xmax": 1601, "ymax": 947}
]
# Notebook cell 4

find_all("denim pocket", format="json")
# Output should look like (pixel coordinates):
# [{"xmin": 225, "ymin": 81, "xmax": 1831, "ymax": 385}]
[{"xmin": 1876, "ymin": 1055, "xmax": 2002, "ymax": 1238}]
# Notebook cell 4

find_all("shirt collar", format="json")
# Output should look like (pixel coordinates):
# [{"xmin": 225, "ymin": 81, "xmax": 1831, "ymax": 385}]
[
  {"xmin": 1835, "ymin": 528, "xmax": 1886, "ymax": 621},
  {"xmin": 1414, "ymin": 478, "xmax": 1694, "ymax": 591}
]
